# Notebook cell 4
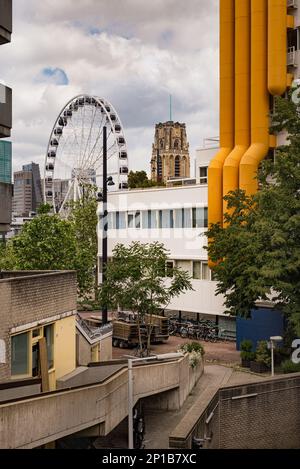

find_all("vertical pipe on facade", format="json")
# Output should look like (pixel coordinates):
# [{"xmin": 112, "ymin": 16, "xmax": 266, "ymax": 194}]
[
  {"xmin": 223, "ymin": 0, "xmax": 251, "ymax": 215},
  {"xmin": 208, "ymin": 0, "xmax": 235, "ymax": 229},
  {"xmin": 239, "ymin": 0, "xmax": 269, "ymax": 195},
  {"xmin": 268, "ymin": 0, "xmax": 287, "ymax": 96}
]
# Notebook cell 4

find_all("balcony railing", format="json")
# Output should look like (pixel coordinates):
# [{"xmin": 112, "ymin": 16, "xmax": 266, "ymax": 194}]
[{"xmin": 287, "ymin": 0, "xmax": 297, "ymax": 8}]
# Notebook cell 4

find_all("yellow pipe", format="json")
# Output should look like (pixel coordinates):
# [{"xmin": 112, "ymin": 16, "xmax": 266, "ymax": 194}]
[
  {"xmin": 240, "ymin": 0, "xmax": 269, "ymax": 195},
  {"xmin": 208, "ymin": 0, "xmax": 235, "ymax": 228},
  {"xmin": 223, "ymin": 0, "xmax": 251, "ymax": 214},
  {"xmin": 268, "ymin": 0, "xmax": 287, "ymax": 96}
]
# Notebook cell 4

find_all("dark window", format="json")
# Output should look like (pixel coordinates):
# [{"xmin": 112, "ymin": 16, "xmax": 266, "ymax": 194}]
[{"xmin": 175, "ymin": 156, "xmax": 181, "ymax": 177}]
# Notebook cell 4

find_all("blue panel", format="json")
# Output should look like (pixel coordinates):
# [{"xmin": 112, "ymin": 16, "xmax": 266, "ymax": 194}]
[{"xmin": 236, "ymin": 308, "xmax": 284, "ymax": 351}]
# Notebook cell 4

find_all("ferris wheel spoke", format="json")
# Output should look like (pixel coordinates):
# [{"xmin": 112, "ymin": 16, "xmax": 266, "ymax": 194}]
[
  {"xmin": 79, "ymin": 104, "xmax": 98, "ymax": 171},
  {"xmin": 68, "ymin": 118, "xmax": 83, "ymax": 167},
  {"xmin": 82, "ymin": 110, "xmax": 107, "ymax": 170}
]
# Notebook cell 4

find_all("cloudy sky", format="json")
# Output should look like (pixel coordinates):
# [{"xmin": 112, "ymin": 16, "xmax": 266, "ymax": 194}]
[{"xmin": 1, "ymin": 0, "xmax": 219, "ymax": 177}]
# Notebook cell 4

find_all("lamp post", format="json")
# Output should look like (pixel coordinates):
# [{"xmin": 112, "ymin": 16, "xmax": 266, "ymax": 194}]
[
  {"xmin": 101, "ymin": 126, "xmax": 114, "ymax": 325},
  {"xmin": 126, "ymin": 352, "xmax": 184, "ymax": 449},
  {"xmin": 269, "ymin": 336, "xmax": 283, "ymax": 377}
]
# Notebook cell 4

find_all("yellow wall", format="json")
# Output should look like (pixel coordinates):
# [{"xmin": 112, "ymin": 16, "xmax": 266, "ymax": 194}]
[{"xmin": 54, "ymin": 316, "xmax": 76, "ymax": 383}]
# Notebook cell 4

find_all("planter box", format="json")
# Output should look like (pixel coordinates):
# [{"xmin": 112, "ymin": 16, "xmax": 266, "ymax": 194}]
[
  {"xmin": 250, "ymin": 361, "xmax": 269, "ymax": 373},
  {"xmin": 241, "ymin": 358, "xmax": 251, "ymax": 368}
]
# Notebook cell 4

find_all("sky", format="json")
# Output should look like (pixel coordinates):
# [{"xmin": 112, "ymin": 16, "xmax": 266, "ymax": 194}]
[{"xmin": 0, "ymin": 0, "xmax": 219, "ymax": 177}]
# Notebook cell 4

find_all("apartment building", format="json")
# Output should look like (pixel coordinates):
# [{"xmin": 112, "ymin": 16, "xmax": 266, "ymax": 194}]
[
  {"xmin": 13, "ymin": 162, "xmax": 43, "ymax": 216},
  {"xmin": 97, "ymin": 184, "xmax": 235, "ymax": 335}
]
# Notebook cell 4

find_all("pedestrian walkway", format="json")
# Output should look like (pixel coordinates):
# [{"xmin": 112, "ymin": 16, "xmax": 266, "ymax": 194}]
[{"xmin": 144, "ymin": 365, "xmax": 265, "ymax": 449}]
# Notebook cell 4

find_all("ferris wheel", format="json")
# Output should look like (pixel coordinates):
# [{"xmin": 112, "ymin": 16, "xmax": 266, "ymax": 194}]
[{"xmin": 43, "ymin": 95, "xmax": 129, "ymax": 215}]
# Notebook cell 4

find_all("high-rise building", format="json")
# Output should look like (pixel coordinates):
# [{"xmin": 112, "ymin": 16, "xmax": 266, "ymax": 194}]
[
  {"xmin": 150, "ymin": 121, "xmax": 190, "ymax": 183},
  {"xmin": 13, "ymin": 163, "xmax": 43, "ymax": 216},
  {"xmin": 0, "ymin": 0, "xmax": 12, "ymax": 238},
  {"xmin": 208, "ymin": 0, "xmax": 298, "ymax": 231}
]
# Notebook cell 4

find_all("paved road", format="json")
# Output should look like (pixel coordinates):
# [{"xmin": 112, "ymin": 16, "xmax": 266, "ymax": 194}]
[{"xmin": 112, "ymin": 335, "xmax": 240, "ymax": 365}]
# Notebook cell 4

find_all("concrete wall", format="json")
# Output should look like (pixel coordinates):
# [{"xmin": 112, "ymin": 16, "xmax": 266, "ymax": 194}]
[
  {"xmin": 76, "ymin": 333, "xmax": 112, "ymax": 366},
  {"xmin": 0, "ymin": 378, "xmax": 41, "ymax": 403},
  {"xmin": 100, "ymin": 336, "xmax": 112, "ymax": 361},
  {"xmin": 170, "ymin": 373, "xmax": 300, "ymax": 449},
  {"xmin": 0, "ymin": 182, "xmax": 12, "ymax": 232},
  {"xmin": 0, "ymin": 271, "xmax": 77, "ymax": 381},
  {"xmin": 0, "ymin": 354, "xmax": 203, "ymax": 448}
]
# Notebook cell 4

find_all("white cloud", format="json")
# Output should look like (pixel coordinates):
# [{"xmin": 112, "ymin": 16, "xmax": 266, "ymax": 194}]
[{"xmin": 1, "ymin": 0, "xmax": 219, "ymax": 177}]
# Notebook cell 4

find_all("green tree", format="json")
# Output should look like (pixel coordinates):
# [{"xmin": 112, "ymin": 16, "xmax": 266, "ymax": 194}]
[
  {"xmin": 68, "ymin": 186, "xmax": 99, "ymax": 300},
  {"xmin": 11, "ymin": 210, "xmax": 77, "ymax": 271},
  {"xmin": 207, "ymin": 88, "xmax": 300, "ymax": 335},
  {"xmin": 98, "ymin": 241, "xmax": 193, "ymax": 354},
  {"xmin": 128, "ymin": 171, "xmax": 165, "ymax": 189},
  {"xmin": 128, "ymin": 170, "xmax": 152, "ymax": 189}
]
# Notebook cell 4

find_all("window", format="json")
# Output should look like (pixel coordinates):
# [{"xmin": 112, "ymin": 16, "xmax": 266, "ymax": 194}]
[
  {"xmin": 128, "ymin": 211, "xmax": 141, "ymax": 229},
  {"xmin": 199, "ymin": 167, "xmax": 208, "ymax": 184},
  {"xmin": 175, "ymin": 156, "xmax": 181, "ymax": 177},
  {"xmin": 116, "ymin": 211, "xmax": 126, "ymax": 229},
  {"xmin": 174, "ymin": 139, "xmax": 179, "ymax": 150},
  {"xmin": 166, "ymin": 261, "xmax": 174, "ymax": 278},
  {"xmin": 193, "ymin": 261, "xmax": 201, "ymax": 279},
  {"xmin": 44, "ymin": 324, "xmax": 54, "ymax": 370},
  {"xmin": 176, "ymin": 260, "xmax": 192, "ymax": 274},
  {"xmin": 11, "ymin": 333, "xmax": 29, "ymax": 376},
  {"xmin": 183, "ymin": 208, "xmax": 192, "ymax": 228},
  {"xmin": 174, "ymin": 208, "xmax": 184, "ymax": 228},
  {"xmin": 192, "ymin": 207, "xmax": 208, "ymax": 228},
  {"xmin": 148, "ymin": 210, "xmax": 158, "ymax": 229},
  {"xmin": 192, "ymin": 261, "xmax": 211, "ymax": 281},
  {"xmin": 202, "ymin": 262, "xmax": 210, "ymax": 280}
]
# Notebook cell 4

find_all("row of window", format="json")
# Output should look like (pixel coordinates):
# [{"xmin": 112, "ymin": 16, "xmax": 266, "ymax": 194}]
[
  {"xmin": 99, "ymin": 258, "xmax": 213, "ymax": 281},
  {"xmin": 166, "ymin": 260, "xmax": 212, "ymax": 281},
  {"xmin": 11, "ymin": 324, "xmax": 54, "ymax": 378},
  {"xmin": 100, "ymin": 207, "xmax": 208, "ymax": 230}
]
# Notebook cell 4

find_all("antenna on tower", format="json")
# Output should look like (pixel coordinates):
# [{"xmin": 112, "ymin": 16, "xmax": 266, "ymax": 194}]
[{"xmin": 169, "ymin": 94, "xmax": 172, "ymax": 122}]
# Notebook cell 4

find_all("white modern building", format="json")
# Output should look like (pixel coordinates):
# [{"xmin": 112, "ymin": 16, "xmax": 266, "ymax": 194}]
[{"xmin": 97, "ymin": 155, "xmax": 235, "ymax": 337}]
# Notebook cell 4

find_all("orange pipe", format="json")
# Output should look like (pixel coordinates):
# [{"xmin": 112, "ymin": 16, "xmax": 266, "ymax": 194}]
[
  {"xmin": 268, "ymin": 0, "xmax": 287, "ymax": 96},
  {"xmin": 239, "ymin": 0, "xmax": 269, "ymax": 195},
  {"xmin": 208, "ymin": 0, "xmax": 235, "ymax": 228},
  {"xmin": 223, "ymin": 0, "xmax": 251, "ymax": 214}
]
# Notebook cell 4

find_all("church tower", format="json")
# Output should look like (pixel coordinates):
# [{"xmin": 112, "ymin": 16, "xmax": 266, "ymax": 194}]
[{"xmin": 150, "ymin": 121, "xmax": 190, "ymax": 183}]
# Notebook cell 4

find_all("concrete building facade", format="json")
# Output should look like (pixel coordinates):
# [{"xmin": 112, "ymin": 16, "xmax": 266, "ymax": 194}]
[{"xmin": 0, "ymin": 0, "xmax": 12, "ymax": 237}]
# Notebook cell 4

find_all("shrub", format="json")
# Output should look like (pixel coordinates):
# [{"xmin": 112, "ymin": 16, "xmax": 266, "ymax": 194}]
[
  {"xmin": 281, "ymin": 360, "xmax": 300, "ymax": 374},
  {"xmin": 255, "ymin": 341, "xmax": 271, "ymax": 367},
  {"xmin": 178, "ymin": 342, "xmax": 205, "ymax": 368},
  {"xmin": 240, "ymin": 350, "xmax": 256, "ymax": 361},
  {"xmin": 240, "ymin": 339, "xmax": 256, "ymax": 361},
  {"xmin": 240, "ymin": 339, "xmax": 253, "ymax": 352}
]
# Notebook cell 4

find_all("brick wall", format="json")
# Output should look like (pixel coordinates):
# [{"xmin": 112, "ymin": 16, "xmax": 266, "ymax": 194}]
[
  {"xmin": 171, "ymin": 374, "xmax": 300, "ymax": 449},
  {"xmin": 0, "ymin": 271, "xmax": 77, "ymax": 381}
]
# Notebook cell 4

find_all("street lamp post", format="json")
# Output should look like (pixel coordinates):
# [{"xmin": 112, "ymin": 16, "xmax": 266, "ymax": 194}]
[
  {"xmin": 269, "ymin": 336, "xmax": 283, "ymax": 377},
  {"xmin": 102, "ymin": 126, "xmax": 108, "ymax": 325},
  {"xmin": 126, "ymin": 352, "xmax": 184, "ymax": 449}
]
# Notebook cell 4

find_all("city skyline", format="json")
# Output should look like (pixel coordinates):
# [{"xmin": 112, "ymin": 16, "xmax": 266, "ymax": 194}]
[{"xmin": 0, "ymin": 0, "xmax": 219, "ymax": 175}]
